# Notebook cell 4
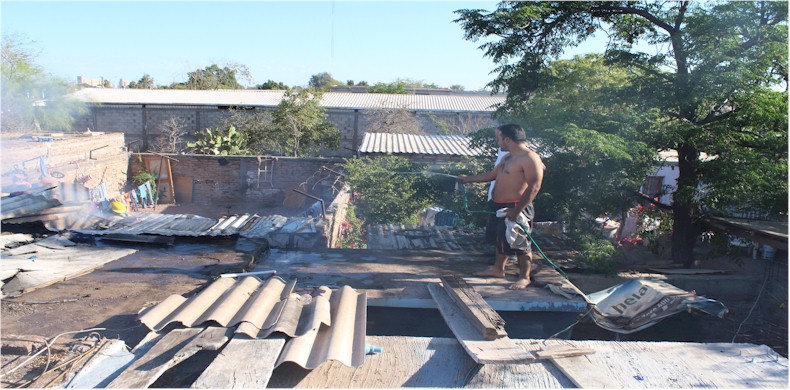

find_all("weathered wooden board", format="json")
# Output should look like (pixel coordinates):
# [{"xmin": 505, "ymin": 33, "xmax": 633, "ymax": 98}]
[
  {"xmin": 534, "ymin": 347, "xmax": 596, "ymax": 360},
  {"xmin": 192, "ymin": 335, "xmax": 286, "ymax": 388},
  {"xmin": 106, "ymin": 327, "xmax": 231, "ymax": 388},
  {"xmin": 427, "ymin": 283, "xmax": 534, "ymax": 364},
  {"xmin": 535, "ymin": 339, "xmax": 789, "ymax": 388},
  {"xmin": 440, "ymin": 275, "xmax": 507, "ymax": 340},
  {"xmin": 267, "ymin": 336, "xmax": 570, "ymax": 388},
  {"xmin": 1, "ymin": 245, "xmax": 135, "ymax": 297},
  {"xmin": 547, "ymin": 355, "xmax": 620, "ymax": 388}
]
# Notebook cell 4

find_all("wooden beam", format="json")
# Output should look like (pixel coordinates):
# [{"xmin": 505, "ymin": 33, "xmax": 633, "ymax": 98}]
[
  {"xmin": 107, "ymin": 327, "xmax": 231, "ymax": 388},
  {"xmin": 427, "ymin": 283, "xmax": 533, "ymax": 364},
  {"xmin": 191, "ymin": 335, "xmax": 286, "ymax": 388},
  {"xmin": 439, "ymin": 275, "xmax": 507, "ymax": 340}
]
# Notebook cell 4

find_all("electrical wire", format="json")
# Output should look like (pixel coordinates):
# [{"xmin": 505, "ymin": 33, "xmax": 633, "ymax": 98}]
[
  {"xmin": 731, "ymin": 264, "xmax": 771, "ymax": 343},
  {"xmin": 0, "ymin": 324, "xmax": 142, "ymax": 379}
]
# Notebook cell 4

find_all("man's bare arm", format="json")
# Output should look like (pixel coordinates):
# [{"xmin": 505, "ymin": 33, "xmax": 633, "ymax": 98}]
[{"xmin": 457, "ymin": 165, "xmax": 499, "ymax": 184}]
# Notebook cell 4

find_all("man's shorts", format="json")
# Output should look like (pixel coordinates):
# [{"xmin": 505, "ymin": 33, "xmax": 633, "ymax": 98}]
[{"xmin": 489, "ymin": 200, "xmax": 534, "ymax": 256}]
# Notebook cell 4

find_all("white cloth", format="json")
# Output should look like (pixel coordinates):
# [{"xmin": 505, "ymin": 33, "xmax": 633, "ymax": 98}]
[
  {"xmin": 496, "ymin": 207, "xmax": 531, "ymax": 250},
  {"xmin": 487, "ymin": 149, "xmax": 508, "ymax": 201}
]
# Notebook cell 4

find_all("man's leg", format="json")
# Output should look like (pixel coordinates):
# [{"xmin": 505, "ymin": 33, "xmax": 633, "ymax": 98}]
[
  {"xmin": 510, "ymin": 253, "xmax": 533, "ymax": 289},
  {"xmin": 474, "ymin": 252, "xmax": 508, "ymax": 278}
]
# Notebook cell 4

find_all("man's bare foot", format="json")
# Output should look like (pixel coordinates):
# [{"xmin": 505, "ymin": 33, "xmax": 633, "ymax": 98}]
[
  {"xmin": 473, "ymin": 268, "xmax": 506, "ymax": 278},
  {"xmin": 509, "ymin": 278, "xmax": 531, "ymax": 290}
]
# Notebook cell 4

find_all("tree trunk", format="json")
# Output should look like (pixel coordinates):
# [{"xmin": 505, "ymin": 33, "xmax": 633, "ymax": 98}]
[{"xmin": 671, "ymin": 143, "xmax": 701, "ymax": 267}]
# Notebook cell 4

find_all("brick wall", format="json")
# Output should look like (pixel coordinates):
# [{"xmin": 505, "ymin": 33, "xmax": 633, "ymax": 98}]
[
  {"xmin": 128, "ymin": 153, "xmax": 346, "ymax": 206},
  {"xmin": 74, "ymin": 105, "xmax": 497, "ymax": 157},
  {"xmin": 1, "ymin": 132, "xmax": 129, "ymax": 201}
]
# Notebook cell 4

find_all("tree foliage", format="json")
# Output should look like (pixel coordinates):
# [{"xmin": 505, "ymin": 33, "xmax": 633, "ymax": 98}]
[
  {"xmin": 455, "ymin": 1, "xmax": 788, "ymax": 265},
  {"xmin": 255, "ymin": 80, "xmax": 289, "ymax": 90},
  {"xmin": 221, "ymin": 108, "xmax": 277, "ymax": 154},
  {"xmin": 308, "ymin": 72, "xmax": 342, "ymax": 90},
  {"xmin": 341, "ymin": 155, "xmax": 491, "ymax": 226},
  {"xmin": 271, "ymin": 88, "xmax": 339, "ymax": 157},
  {"xmin": 177, "ymin": 63, "xmax": 250, "ymax": 90},
  {"xmin": 367, "ymin": 78, "xmax": 441, "ymax": 94},
  {"xmin": 363, "ymin": 102, "xmax": 422, "ymax": 134},
  {"xmin": 129, "ymin": 74, "xmax": 154, "ymax": 89},
  {"xmin": 1, "ymin": 35, "xmax": 85, "ymax": 131}
]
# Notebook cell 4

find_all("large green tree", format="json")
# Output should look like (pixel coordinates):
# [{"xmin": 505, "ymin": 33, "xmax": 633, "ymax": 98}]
[
  {"xmin": 178, "ymin": 63, "xmax": 251, "ymax": 90},
  {"xmin": 456, "ymin": 1, "xmax": 788, "ymax": 266},
  {"xmin": 1, "ymin": 35, "xmax": 85, "ymax": 131},
  {"xmin": 272, "ymin": 88, "xmax": 339, "ymax": 157},
  {"xmin": 256, "ymin": 80, "xmax": 289, "ymax": 90},
  {"xmin": 129, "ymin": 74, "xmax": 154, "ymax": 89},
  {"xmin": 308, "ymin": 72, "xmax": 342, "ymax": 90},
  {"xmin": 500, "ymin": 54, "xmax": 654, "ymax": 225}
]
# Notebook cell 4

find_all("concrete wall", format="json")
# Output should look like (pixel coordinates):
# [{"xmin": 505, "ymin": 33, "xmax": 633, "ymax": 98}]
[
  {"xmin": 127, "ymin": 153, "xmax": 345, "ymax": 207},
  {"xmin": 0, "ymin": 132, "xmax": 129, "ymax": 202},
  {"xmin": 73, "ymin": 105, "xmax": 497, "ymax": 157}
]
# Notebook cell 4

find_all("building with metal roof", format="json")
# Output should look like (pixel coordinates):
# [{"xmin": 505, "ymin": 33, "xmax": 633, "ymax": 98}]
[
  {"xmin": 71, "ymin": 88, "xmax": 504, "ymax": 112},
  {"xmin": 69, "ymin": 89, "xmax": 502, "ymax": 156}
]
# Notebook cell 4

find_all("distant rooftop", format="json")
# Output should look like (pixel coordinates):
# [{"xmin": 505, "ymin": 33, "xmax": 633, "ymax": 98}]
[
  {"xmin": 358, "ymin": 133, "xmax": 483, "ymax": 157},
  {"xmin": 71, "ymin": 88, "xmax": 505, "ymax": 112}
]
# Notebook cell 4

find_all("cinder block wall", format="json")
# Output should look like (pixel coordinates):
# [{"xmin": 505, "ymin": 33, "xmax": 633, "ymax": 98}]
[
  {"xmin": 1, "ymin": 132, "xmax": 129, "ymax": 201},
  {"xmin": 128, "ymin": 153, "xmax": 346, "ymax": 206},
  {"xmin": 73, "ymin": 106, "xmax": 496, "ymax": 157}
]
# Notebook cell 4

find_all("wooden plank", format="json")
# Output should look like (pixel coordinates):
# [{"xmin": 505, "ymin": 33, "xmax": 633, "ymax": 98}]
[
  {"xmin": 427, "ymin": 283, "xmax": 534, "ymax": 364},
  {"xmin": 544, "ymin": 355, "xmax": 620, "ymax": 388},
  {"xmin": 534, "ymin": 347, "xmax": 595, "ymax": 360},
  {"xmin": 268, "ymin": 336, "xmax": 569, "ymax": 388},
  {"xmin": 530, "ymin": 339, "xmax": 781, "ymax": 389},
  {"xmin": 191, "ymin": 336, "xmax": 286, "ymax": 389},
  {"xmin": 107, "ymin": 327, "xmax": 231, "ymax": 388},
  {"xmin": 439, "ymin": 275, "xmax": 507, "ymax": 340}
]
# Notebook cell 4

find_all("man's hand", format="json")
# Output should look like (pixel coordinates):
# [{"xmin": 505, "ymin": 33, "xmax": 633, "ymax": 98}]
[
  {"xmin": 505, "ymin": 207, "xmax": 522, "ymax": 222},
  {"xmin": 457, "ymin": 174, "xmax": 469, "ymax": 184}
]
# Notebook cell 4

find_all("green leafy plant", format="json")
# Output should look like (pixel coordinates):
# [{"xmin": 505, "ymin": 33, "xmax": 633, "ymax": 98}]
[
  {"xmin": 569, "ymin": 230, "xmax": 618, "ymax": 275},
  {"xmin": 187, "ymin": 126, "xmax": 248, "ymax": 155},
  {"xmin": 132, "ymin": 167, "xmax": 158, "ymax": 202},
  {"xmin": 341, "ymin": 156, "xmax": 433, "ymax": 225}
]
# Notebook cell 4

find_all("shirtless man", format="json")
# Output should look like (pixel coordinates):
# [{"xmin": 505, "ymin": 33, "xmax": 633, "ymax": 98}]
[{"xmin": 457, "ymin": 124, "xmax": 544, "ymax": 289}]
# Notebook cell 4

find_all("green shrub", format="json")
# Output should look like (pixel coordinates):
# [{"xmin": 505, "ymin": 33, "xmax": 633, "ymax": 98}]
[
  {"xmin": 569, "ymin": 230, "xmax": 618, "ymax": 275},
  {"xmin": 336, "ymin": 203, "xmax": 366, "ymax": 249}
]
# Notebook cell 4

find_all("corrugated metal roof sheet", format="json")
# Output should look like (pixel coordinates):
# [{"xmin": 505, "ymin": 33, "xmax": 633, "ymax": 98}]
[
  {"xmin": 358, "ymin": 133, "xmax": 483, "ymax": 156},
  {"xmin": 366, "ymin": 224, "xmax": 488, "ymax": 252},
  {"xmin": 1, "ymin": 194, "xmax": 62, "ymax": 220},
  {"xmin": 138, "ymin": 275, "xmax": 366, "ymax": 369},
  {"xmin": 71, "ymin": 88, "xmax": 504, "ymax": 112},
  {"xmin": 67, "ymin": 213, "xmax": 295, "ymax": 238}
]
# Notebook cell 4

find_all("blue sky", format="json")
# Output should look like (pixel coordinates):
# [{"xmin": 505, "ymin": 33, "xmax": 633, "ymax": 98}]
[{"xmin": 2, "ymin": 1, "xmax": 609, "ymax": 90}]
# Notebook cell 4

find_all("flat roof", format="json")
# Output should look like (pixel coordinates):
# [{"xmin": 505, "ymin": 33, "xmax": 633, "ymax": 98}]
[{"xmin": 71, "ymin": 88, "xmax": 505, "ymax": 112}]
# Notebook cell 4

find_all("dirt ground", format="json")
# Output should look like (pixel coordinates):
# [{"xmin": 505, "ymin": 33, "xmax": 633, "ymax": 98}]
[{"xmin": 1, "ymin": 203, "xmax": 787, "ymax": 387}]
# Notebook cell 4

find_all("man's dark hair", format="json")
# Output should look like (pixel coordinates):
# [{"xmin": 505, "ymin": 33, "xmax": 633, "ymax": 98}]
[{"xmin": 497, "ymin": 124, "xmax": 527, "ymax": 143}]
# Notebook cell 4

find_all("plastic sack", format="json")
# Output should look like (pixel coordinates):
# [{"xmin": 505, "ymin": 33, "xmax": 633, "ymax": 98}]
[
  {"xmin": 586, "ymin": 278, "xmax": 729, "ymax": 334},
  {"xmin": 496, "ymin": 207, "xmax": 531, "ymax": 250}
]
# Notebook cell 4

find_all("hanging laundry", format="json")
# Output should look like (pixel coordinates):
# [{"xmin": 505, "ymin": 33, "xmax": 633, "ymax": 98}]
[
  {"xmin": 138, "ymin": 183, "xmax": 149, "ymax": 207},
  {"xmin": 130, "ymin": 188, "xmax": 142, "ymax": 209},
  {"xmin": 144, "ymin": 181, "xmax": 154, "ymax": 204}
]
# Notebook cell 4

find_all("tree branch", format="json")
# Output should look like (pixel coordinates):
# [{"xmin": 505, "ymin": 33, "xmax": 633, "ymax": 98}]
[
  {"xmin": 591, "ymin": 5, "xmax": 676, "ymax": 35},
  {"xmin": 696, "ymin": 109, "xmax": 737, "ymax": 126}
]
